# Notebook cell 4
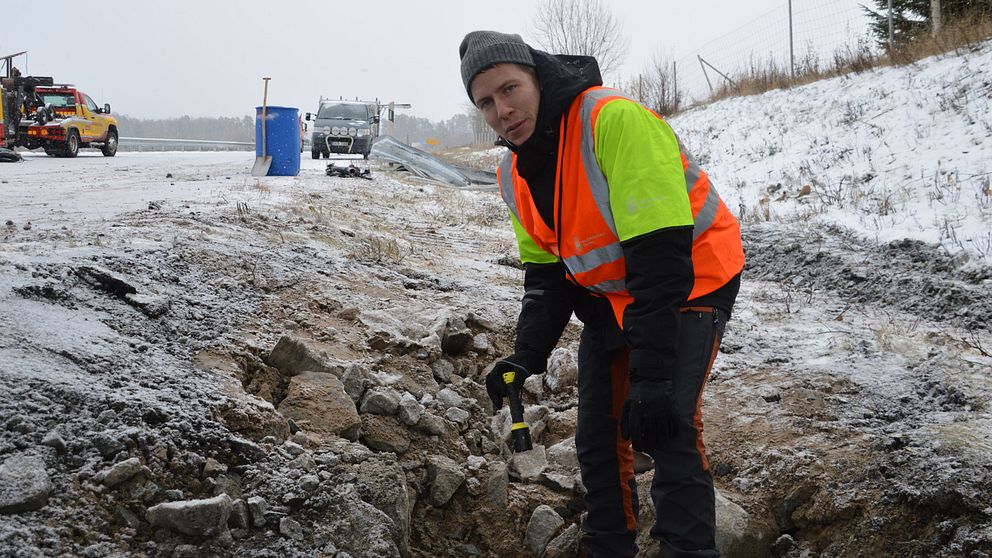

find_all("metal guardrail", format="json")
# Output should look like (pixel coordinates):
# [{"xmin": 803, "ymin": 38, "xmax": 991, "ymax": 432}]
[{"xmin": 119, "ymin": 137, "xmax": 254, "ymax": 152}]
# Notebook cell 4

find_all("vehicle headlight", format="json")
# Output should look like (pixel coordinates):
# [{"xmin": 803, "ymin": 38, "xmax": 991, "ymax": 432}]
[
  {"xmin": 356, "ymin": 128, "xmax": 370, "ymax": 137},
  {"xmin": 322, "ymin": 127, "xmax": 330, "ymax": 134},
  {"xmin": 331, "ymin": 126, "xmax": 340, "ymax": 135},
  {"xmin": 348, "ymin": 127, "xmax": 357, "ymax": 137}
]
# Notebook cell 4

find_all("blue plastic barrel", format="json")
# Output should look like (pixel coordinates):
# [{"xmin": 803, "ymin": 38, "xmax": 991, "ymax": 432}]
[{"xmin": 255, "ymin": 106, "xmax": 300, "ymax": 176}]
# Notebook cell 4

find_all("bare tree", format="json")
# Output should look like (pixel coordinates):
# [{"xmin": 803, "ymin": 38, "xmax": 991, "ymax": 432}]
[
  {"xmin": 532, "ymin": 0, "xmax": 629, "ymax": 79},
  {"xmin": 465, "ymin": 102, "xmax": 498, "ymax": 146},
  {"xmin": 622, "ymin": 52, "xmax": 683, "ymax": 117},
  {"xmin": 644, "ymin": 53, "xmax": 683, "ymax": 116}
]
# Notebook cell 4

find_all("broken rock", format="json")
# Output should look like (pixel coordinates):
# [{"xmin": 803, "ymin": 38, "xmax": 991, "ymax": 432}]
[
  {"xmin": 428, "ymin": 456, "xmax": 465, "ymax": 507},
  {"xmin": 544, "ymin": 348, "xmax": 578, "ymax": 393},
  {"xmin": 94, "ymin": 457, "xmax": 144, "ymax": 487},
  {"xmin": 277, "ymin": 372, "xmax": 361, "ymax": 441},
  {"xmin": 544, "ymin": 523, "xmax": 580, "ymax": 558},
  {"xmin": 435, "ymin": 387, "xmax": 466, "ymax": 409},
  {"xmin": 265, "ymin": 335, "xmax": 343, "ymax": 377},
  {"xmin": 440, "ymin": 316, "xmax": 473, "ymax": 355},
  {"xmin": 398, "ymin": 393, "xmax": 424, "ymax": 426},
  {"xmin": 546, "ymin": 437, "xmax": 579, "ymax": 469},
  {"xmin": 485, "ymin": 462, "xmax": 509, "ymax": 508},
  {"xmin": 509, "ymin": 445, "xmax": 548, "ymax": 482},
  {"xmin": 360, "ymin": 388, "xmax": 401, "ymax": 416},
  {"xmin": 444, "ymin": 407, "xmax": 471, "ymax": 432},
  {"xmin": 124, "ymin": 292, "xmax": 170, "ymax": 317},
  {"xmin": 430, "ymin": 359, "xmax": 455, "ymax": 383},
  {"xmin": 360, "ymin": 415, "xmax": 410, "ymax": 454},
  {"xmin": 414, "ymin": 412, "xmax": 447, "ymax": 436},
  {"xmin": 715, "ymin": 489, "xmax": 777, "ymax": 557},
  {"xmin": 0, "ymin": 455, "xmax": 53, "ymax": 514},
  {"xmin": 74, "ymin": 265, "xmax": 137, "ymax": 298},
  {"xmin": 146, "ymin": 493, "xmax": 233, "ymax": 537},
  {"xmin": 526, "ymin": 504, "xmax": 564, "ymax": 555}
]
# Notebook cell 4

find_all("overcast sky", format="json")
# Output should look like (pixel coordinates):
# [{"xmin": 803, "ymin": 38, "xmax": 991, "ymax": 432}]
[{"xmin": 2, "ymin": 0, "xmax": 870, "ymax": 123}]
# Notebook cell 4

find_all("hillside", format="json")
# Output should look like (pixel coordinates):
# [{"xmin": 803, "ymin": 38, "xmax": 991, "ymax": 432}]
[{"xmin": 672, "ymin": 39, "xmax": 992, "ymax": 264}]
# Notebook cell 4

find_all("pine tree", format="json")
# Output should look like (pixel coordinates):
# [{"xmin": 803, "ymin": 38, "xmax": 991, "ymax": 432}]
[{"xmin": 864, "ymin": 0, "xmax": 992, "ymax": 47}]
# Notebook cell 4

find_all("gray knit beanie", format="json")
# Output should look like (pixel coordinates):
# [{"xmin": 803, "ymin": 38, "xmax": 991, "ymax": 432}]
[{"xmin": 459, "ymin": 30, "xmax": 535, "ymax": 99}]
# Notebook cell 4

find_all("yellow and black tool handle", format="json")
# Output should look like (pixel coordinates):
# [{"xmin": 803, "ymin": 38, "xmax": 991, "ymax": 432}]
[{"xmin": 502, "ymin": 370, "xmax": 533, "ymax": 452}]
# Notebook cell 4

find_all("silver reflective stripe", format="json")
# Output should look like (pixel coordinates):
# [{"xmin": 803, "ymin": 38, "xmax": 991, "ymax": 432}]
[
  {"xmin": 676, "ymin": 138, "xmax": 702, "ymax": 193},
  {"xmin": 562, "ymin": 243, "xmax": 623, "ymax": 272},
  {"xmin": 587, "ymin": 278, "xmax": 627, "ymax": 294},
  {"xmin": 684, "ymin": 157, "xmax": 702, "ymax": 193},
  {"xmin": 693, "ymin": 183, "xmax": 721, "ymax": 241},
  {"xmin": 676, "ymin": 138, "xmax": 721, "ymax": 240},
  {"xmin": 579, "ymin": 88, "xmax": 624, "ymax": 239},
  {"xmin": 498, "ymin": 151, "xmax": 519, "ymax": 221},
  {"xmin": 566, "ymin": 88, "xmax": 628, "ymax": 283}
]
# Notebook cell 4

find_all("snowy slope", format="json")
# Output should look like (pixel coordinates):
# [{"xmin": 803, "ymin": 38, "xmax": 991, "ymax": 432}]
[{"xmin": 671, "ymin": 40, "xmax": 992, "ymax": 264}]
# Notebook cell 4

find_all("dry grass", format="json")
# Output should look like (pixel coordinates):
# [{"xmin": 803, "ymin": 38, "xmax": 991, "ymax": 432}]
[
  {"xmin": 890, "ymin": 15, "xmax": 992, "ymax": 63},
  {"xmin": 702, "ymin": 16, "xmax": 992, "ymax": 106}
]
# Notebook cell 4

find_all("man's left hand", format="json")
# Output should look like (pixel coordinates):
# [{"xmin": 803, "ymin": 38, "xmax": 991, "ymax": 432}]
[{"xmin": 620, "ymin": 373, "xmax": 680, "ymax": 453}]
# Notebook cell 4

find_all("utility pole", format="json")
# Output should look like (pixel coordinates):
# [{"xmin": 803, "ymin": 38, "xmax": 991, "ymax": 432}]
[
  {"xmin": 931, "ymin": 0, "xmax": 942, "ymax": 36},
  {"xmin": 672, "ymin": 61, "xmax": 678, "ymax": 109},
  {"xmin": 788, "ymin": 0, "xmax": 795, "ymax": 79}
]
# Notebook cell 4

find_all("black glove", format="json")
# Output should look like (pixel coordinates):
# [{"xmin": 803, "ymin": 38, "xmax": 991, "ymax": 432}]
[
  {"xmin": 485, "ymin": 358, "xmax": 530, "ymax": 412},
  {"xmin": 620, "ymin": 371, "xmax": 680, "ymax": 453}
]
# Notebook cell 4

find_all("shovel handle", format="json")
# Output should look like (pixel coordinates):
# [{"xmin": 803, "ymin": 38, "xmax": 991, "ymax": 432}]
[{"xmin": 261, "ymin": 77, "xmax": 271, "ymax": 157}]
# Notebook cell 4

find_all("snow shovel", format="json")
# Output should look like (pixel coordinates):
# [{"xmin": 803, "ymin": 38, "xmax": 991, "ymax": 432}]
[{"xmin": 250, "ymin": 77, "xmax": 272, "ymax": 177}]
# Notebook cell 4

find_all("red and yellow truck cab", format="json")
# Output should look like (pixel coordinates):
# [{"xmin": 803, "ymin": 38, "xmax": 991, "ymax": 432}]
[{"xmin": 22, "ymin": 86, "xmax": 119, "ymax": 157}]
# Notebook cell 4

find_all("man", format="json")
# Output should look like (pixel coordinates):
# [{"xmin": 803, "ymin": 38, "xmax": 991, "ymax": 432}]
[{"xmin": 459, "ymin": 31, "xmax": 745, "ymax": 558}]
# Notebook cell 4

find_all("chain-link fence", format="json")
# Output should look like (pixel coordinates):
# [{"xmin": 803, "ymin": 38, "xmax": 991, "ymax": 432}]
[{"xmin": 623, "ymin": 0, "xmax": 874, "ymax": 111}]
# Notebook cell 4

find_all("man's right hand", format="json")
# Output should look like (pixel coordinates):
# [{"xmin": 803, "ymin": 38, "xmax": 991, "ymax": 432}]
[{"xmin": 484, "ymin": 358, "xmax": 530, "ymax": 412}]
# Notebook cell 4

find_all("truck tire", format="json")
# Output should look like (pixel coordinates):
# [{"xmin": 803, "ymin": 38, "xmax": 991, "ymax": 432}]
[
  {"xmin": 312, "ymin": 148, "xmax": 320, "ymax": 160},
  {"xmin": 64, "ymin": 130, "xmax": 80, "ymax": 158},
  {"xmin": 101, "ymin": 130, "xmax": 118, "ymax": 157}
]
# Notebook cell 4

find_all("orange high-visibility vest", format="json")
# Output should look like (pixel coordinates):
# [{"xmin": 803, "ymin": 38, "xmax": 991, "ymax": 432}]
[{"xmin": 498, "ymin": 87, "xmax": 745, "ymax": 327}]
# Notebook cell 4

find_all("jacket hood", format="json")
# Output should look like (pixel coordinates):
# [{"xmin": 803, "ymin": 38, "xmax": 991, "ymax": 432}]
[{"xmin": 505, "ymin": 49, "xmax": 603, "ymax": 154}]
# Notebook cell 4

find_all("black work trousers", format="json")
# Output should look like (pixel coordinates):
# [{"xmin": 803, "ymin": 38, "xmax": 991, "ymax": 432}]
[{"xmin": 576, "ymin": 307, "xmax": 727, "ymax": 558}]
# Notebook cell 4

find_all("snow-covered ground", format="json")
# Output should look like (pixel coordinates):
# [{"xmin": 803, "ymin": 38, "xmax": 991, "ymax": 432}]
[
  {"xmin": 2, "ymin": 151, "xmax": 298, "ymax": 225},
  {"xmin": 672, "ymin": 40, "xmax": 992, "ymax": 265},
  {"xmin": 0, "ymin": 42, "xmax": 990, "ymax": 558}
]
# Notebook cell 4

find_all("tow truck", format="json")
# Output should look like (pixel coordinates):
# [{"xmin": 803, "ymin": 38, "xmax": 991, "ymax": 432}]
[
  {"xmin": 22, "ymin": 85, "xmax": 119, "ymax": 157},
  {"xmin": 1, "ymin": 51, "xmax": 118, "ymax": 158}
]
